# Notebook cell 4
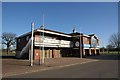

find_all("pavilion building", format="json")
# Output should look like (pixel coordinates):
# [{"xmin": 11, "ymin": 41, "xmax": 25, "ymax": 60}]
[{"xmin": 15, "ymin": 27, "xmax": 100, "ymax": 60}]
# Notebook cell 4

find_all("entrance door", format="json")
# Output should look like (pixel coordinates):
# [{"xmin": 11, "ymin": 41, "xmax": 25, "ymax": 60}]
[
  {"xmin": 85, "ymin": 49, "xmax": 90, "ymax": 56},
  {"xmin": 96, "ymin": 50, "xmax": 100, "ymax": 55},
  {"xmin": 91, "ymin": 49, "xmax": 95, "ymax": 55}
]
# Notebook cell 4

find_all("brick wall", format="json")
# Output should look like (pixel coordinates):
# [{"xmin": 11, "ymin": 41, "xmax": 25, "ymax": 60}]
[{"xmin": 82, "ymin": 36, "xmax": 90, "ymax": 44}]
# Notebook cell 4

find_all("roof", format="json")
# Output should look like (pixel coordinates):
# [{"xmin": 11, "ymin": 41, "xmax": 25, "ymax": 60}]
[
  {"xmin": 16, "ymin": 28, "xmax": 71, "ymax": 39},
  {"xmin": 69, "ymin": 32, "xmax": 99, "ymax": 40},
  {"xmin": 89, "ymin": 34, "xmax": 99, "ymax": 40},
  {"xmin": 16, "ymin": 27, "xmax": 99, "ymax": 40},
  {"xmin": 69, "ymin": 32, "xmax": 90, "ymax": 37}
]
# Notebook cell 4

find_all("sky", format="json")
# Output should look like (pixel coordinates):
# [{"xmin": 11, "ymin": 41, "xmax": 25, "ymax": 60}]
[{"xmin": 2, "ymin": 2, "xmax": 118, "ymax": 47}]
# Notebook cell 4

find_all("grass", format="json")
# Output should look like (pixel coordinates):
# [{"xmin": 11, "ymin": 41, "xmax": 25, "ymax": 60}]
[
  {"xmin": 100, "ymin": 51, "xmax": 119, "ymax": 55},
  {"xmin": 0, "ymin": 50, "xmax": 119, "ymax": 57},
  {"xmin": 0, "ymin": 51, "xmax": 16, "ymax": 56}
]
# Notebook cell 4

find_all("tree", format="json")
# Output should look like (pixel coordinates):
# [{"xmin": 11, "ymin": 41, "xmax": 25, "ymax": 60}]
[
  {"xmin": 106, "ymin": 44, "xmax": 114, "ymax": 49},
  {"xmin": 2, "ymin": 32, "xmax": 16, "ymax": 54},
  {"xmin": 109, "ymin": 33, "xmax": 120, "ymax": 54},
  {"xmin": 106, "ymin": 44, "xmax": 114, "ymax": 53}
]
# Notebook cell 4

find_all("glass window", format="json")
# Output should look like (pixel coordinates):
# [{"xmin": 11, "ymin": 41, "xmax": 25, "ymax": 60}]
[
  {"xmin": 91, "ymin": 37, "xmax": 97, "ymax": 47},
  {"xmin": 26, "ymin": 36, "xmax": 30, "ymax": 41},
  {"xmin": 18, "ymin": 39, "xmax": 20, "ymax": 43}
]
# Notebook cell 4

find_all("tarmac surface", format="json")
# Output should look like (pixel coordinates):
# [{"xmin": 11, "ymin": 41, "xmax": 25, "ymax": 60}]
[
  {"xmin": 2, "ymin": 57, "xmax": 98, "ymax": 78},
  {"xmin": 9, "ymin": 58, "xmax": 118, "ymax": 78},
  {"xmin": 2, "ymin": 54, "xmax": 120, "ymax": 78}
]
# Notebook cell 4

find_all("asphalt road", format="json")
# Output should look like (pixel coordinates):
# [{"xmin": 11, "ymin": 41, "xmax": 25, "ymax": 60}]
[{"xmin": 8, "ymin": 55, "xmax": 119, "ymax": 78}]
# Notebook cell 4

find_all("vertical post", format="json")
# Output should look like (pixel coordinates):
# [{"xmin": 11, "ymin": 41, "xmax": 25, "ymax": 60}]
[
  {"xmin": 30, "ymin": 22, "xmax": 34, "ymax": 66},
  {"xmin": 80, "ymin": 34, "xmax": 82, "ymax": 59},
  {"xmin": 42, "ymin": 15, "xmax": 45, "ymax": 64},
  {"xmin": 29, "ymin": 47, "xmax": 30, "ymax": 61},
  {"xmin": 39, "ymin": 32, "xmax": 41, "ymax": 65}
]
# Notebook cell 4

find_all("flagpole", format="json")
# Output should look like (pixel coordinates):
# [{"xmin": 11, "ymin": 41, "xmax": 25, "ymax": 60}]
[
  {"xmin": 42, "ymin": 14, "xmax": 45, "ymax": 64},
  {"xmin": 39, "ymin": 29, "xmax": 41, "ymax": 65}
]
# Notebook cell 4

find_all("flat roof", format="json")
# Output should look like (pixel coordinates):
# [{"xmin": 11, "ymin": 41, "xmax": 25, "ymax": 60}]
[
  {"xmin": 16, "ymin": 27, "xmax": 99, "ymax": 40},
  {"xmin": 16, "ymin": 28, "xmax": 72, "ymax": 38}
]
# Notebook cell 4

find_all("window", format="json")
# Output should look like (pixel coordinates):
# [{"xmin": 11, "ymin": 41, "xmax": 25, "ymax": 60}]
[
  {"xmin": 84, "ymin": 37, "xmax": 89, "ymax": 42},
  {"xmin": 26, "ymin": 36, "xmax": 30, "ymax": 41},
  {"xmin": 91, "ymin": 37, "xmax": 97, "ymax": 47},
  {"xmin": 84, "ymin": 38, "xmax": 87, "ymax": 42},
  {"xmin": 18, "ymin": 39, "xmax": 21, "ymax": 43}
]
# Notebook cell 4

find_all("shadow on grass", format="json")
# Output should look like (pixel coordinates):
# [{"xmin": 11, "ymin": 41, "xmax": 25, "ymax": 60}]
[{"xmin": 0, "ymin": 56, "xmax": 15, "ymax": 59}]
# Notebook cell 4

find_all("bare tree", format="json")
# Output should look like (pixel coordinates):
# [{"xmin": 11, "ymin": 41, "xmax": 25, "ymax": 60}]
[
  {"xmin": 109, "ymin": 33, "xmax": 120, "ymax": 54},
  {"xmin": 2, "ymin": 32, "xmax": 16, "ymax": 54},
  {"xmin": 106, "ymin": 44, "xmax": 114, "ymax": 49},
  {"xmin": 106, "ymin": 44, "xmax": 114, "ymax": 53}
]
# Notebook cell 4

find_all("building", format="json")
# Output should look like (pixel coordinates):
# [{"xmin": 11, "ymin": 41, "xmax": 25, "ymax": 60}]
[{"xmin": 15, "ymin": 27, "xmax": 100, "ymax": 60}]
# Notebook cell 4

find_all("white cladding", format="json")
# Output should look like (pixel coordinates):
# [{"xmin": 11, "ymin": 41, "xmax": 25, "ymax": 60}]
[
  {"xmin": 35, "ymin": 36, "xmax": 71, "ymax": 48},
  {"xmin": 37, "ymin": 29, "xmax": 71, "ymax": 37}
]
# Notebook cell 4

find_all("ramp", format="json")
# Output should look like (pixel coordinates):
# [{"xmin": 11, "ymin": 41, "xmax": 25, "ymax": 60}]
[{"xmin": 16, "ymin": 38, "xmax": 32, "ymax": 58}]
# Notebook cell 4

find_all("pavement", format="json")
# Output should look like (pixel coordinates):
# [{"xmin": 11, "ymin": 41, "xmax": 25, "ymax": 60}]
[{"xmin": 2, "ymin": 56, "xmax": 100, "ymax": 78}]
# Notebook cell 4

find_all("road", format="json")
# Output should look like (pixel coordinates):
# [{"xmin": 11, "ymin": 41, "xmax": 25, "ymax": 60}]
[{"xmin": 8, "ymin": 54, "xmax": 119, "ymax": 78}]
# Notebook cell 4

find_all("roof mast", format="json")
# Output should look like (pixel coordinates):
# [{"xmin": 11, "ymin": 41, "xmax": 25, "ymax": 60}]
[{"xmin": 41, "ymin": 14, "xmax": 45, "ymax": 64}]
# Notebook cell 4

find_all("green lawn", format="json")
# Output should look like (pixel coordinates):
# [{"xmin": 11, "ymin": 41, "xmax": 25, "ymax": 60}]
[
  {"xmin": 0, "ymin": 51, "xmax": 16, "ymax": 56},
  {"xmin": 100, "ymin": 51, "xmax": 119, "ymax": 55},
  {"xmin": 0, "ymin": 51, "xmax": 119, "ymax": 56}
]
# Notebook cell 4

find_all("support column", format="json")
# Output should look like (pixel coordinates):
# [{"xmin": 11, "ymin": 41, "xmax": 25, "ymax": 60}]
[
  {"xmin": 46, "ymin": 50, "xmax": 49, "ymax": 58},
  {"xmin": 53, "ymin": 49, "xmax": 56, "ymax": 58},
  {"xmin": 89, "ymin": 48, "xmax": 91, "ymax": 55},
  {"xmin": 50, "ymin": 49, "xmax": 52, "ymax": 58},
  {"xmin": 58, "ymin": 49, "xmax": 61, "ymax": 58},
  {"xmin": 83, "ymin": 49, "xmax": 85, "ymax": 56},
  {"xmin": 94, "ymin": 48, "xmax": 96, "ymax": 55}
]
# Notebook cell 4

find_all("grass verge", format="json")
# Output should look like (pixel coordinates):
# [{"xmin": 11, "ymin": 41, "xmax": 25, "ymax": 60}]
[
  {"xmin": 100, "ymin": 51, "xmax": 119, "ymax": 55},
  {"xmin": 0, "ymin": 51, "xmax": 15, "ymax": 56}
]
